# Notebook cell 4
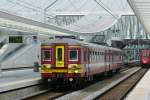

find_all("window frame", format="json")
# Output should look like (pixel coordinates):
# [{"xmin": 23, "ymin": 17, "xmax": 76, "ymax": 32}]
[
  {"xmin": 143, "ymin": 51, "xmax": 149, "ymax": 58},
  {"xmin": 69, "ymin": 49, "xmax": 78, "ymax": 61},
  {"xmin": 57, "ymin": 48, "xmax": 63, "ymax": 61},
  {"xmin": 42, "ymin": 49, "xmax": 51, "ymax": 61}
]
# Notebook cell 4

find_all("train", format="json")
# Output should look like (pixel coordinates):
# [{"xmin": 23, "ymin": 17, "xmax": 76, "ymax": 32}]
[
  {"xmin": 140, "ymin": 49, "xmax": 150, "ymax": 67},
  {"xmin": 40, "ymin": 36, "xmax": 123, "ymax": 87}
]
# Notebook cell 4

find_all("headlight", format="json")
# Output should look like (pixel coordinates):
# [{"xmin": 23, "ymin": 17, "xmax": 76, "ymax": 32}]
[
  {"xmin": 68, "ymin": 64, "xmax": 77, "ymax": 68},
  {"xmin": 46, "ymin": 65, "xmax": 51, "ymax": 69},
  {"xmin": 74, "ymin": 70, "xmax": 78, "ymax": 73},
  {"xmin": 42, "ymin": 64, "xmax": 51, "ymax": 69},
  {"xmin": 41, "ymin": 65, "xmax": 46, "ymax": 69}
]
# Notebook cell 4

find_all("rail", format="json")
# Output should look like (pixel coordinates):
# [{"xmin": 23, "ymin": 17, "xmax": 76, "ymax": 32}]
[
  {"xmin": 94, "ymin": 68, "xmax": 148, "ymax": 100},
  {"xmin": 23, "ymin": 67, "xmax": 138, "ymax": 100}
]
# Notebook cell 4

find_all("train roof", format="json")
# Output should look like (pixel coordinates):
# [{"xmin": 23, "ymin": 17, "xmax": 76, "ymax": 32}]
[{"xmin": 41, "ymin": 38, "xmax": 122, "ymax": 52}]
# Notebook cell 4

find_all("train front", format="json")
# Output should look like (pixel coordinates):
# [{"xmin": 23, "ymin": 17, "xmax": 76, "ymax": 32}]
[
  {"xmin": 40, "ymin": 41, "xmax": 83, "ymax": 83},
  {"xmin": 140, "ymin": 50, "xmax": 150, "ymax": 67}
]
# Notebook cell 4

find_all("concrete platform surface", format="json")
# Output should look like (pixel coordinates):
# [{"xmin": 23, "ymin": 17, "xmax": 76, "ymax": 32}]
[
  {"xmin": 126, "ymin": 69, "xmax": 150, "ymax": 100},
  {"xmin": 0, "ymin": 69, "xmax": 41, "ymax": 92}
]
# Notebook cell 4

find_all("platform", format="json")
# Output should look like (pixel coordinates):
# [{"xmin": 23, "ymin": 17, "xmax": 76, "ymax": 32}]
[
  {"xmin": 126, "ymin": 69, "xmax": 150, "ymax": 100},
  {"xmin": 0, "ymin": 69, "xmax": 41, "ymax": 92}
]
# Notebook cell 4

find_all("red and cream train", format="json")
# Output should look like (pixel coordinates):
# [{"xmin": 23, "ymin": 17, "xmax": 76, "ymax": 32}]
[{"xmin": 40, "ymin": 37, "xmax": 123, "ymax": 85}]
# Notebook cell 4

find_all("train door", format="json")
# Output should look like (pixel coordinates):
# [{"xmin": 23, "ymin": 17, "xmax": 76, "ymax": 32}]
[
  {"xmin": 108, "ymin": 50, "xmax": 111, "ymax": 71},
  {"xmin": 87, "ymin": 48, "xmax": 90, "ymax": 77},
  {"xmin": 149, "ymin": 51, "xmax": 150, "ymax": 64},
  {"xmin": 106, "ymin": 49, "xmax": 111, "ymax": 72},
  {"xmin": 110, "ymin": 50, "xmax": 113, "ymax": 70},
  {"xmin": 84, "ymin": 47, "xmax": 90, "ymax": 77},
  {"xmin": 105, "ymin": 50, "xmax": 109, "ymax": 72},
  {"xmin": 104, "ymin": 50, "xmax": 106, "ymax": 72},
  {"xmin": 55, "ymin": 45, "xmax": 65, "ymax": 67}
]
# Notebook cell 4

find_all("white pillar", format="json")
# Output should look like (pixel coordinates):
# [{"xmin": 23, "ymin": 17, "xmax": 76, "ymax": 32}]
[{"xmin": 0, "ymin": 64, "xmax": 2, "ymax": 77}]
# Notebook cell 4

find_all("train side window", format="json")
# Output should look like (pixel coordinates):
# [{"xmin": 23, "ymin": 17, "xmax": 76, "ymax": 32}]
[
  {"xmin": 69, "ymin": 50, "xmax": 78, "ymax": 61},
  {"xmin": 84, "ymin": 50, "xmax": 87, "ymax": 62},
  {"xmin": 90, "ymin": 51, "xmax": 92, "ymax": 62},
  {"xmin": 43, "ymin": 50, "xmax": 51, "ymax": 61}
]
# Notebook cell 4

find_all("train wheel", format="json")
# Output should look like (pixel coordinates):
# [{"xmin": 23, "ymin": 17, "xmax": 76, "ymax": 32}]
[
  {"xmin": 42, "ymin": 78, "xmax": 49, "ymax": 88},
  {"xmin": 80, "ymin": 79, "xmax": 85, "ymax": 88},
  {"xmin": 50, "ymin": 79, "xmax": 57, "ymax": 89},
  {"xmin": 69, "ymin": 80, "xmax": 77, "ymax": 89},
  {"xmin": 69, "ymin": 78, "xmax": 84, "ymax": 89},
  {"xmin": 108, "ymin": 70, "xmax": 113, "ymax": 76},
  {"xmin": 112, "ymin": 69, "xmax": 117, "ymax": 74},
  {"xmin": 116, "ymin": 68, "xmax": 121, "ymax": 73},
  {"xmin": 104, "ymin": 71, "xmax": 108, "ymax": 76},
  {"xmin": 88, "ymin": 75, "xmax": 93, "ymax": 81},
  {"xmin": 42, "ymin": 78, "xmax": 48, "ymax": 82}
]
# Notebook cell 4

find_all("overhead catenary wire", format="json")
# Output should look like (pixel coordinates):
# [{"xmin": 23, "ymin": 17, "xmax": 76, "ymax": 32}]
[{"xmin": 94, "ymin": 0, "xmax": 118, "ymax": 19}]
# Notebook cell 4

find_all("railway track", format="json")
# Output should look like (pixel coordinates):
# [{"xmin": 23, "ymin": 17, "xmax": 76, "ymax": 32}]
[
  {"xmin": 23, "ymin": 67, "xmax": 141, "ymax": 100},
  {"xmin": 23, "ymin": 89, "xmax": 72, "ymax": 100},
  {"xmin": 94, "ymin": 68, "xmax": 148, "ymax": 100},
  {"xmin": 120, "ymin": 66, "xmax": 130, "ymax": 72},
  {"xmin": 55, "ymin": 67, "xmax": 143, "ymax": 100}
]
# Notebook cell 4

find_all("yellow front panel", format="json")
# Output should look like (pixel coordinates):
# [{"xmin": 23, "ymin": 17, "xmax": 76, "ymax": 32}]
[
  {"xmin": 56, "ymin": 46, "xmax": 64, "ymax": 67},
  {"xmin": 41, "ymin": 69, "xmax": 68, "ymax": 73},
  {"xmin": 68, "ymin": 64, "xmax": 83, "ymax": 73}
]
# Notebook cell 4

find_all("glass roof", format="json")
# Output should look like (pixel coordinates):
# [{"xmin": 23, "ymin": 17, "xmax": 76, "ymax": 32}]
[{"xmin": 0, "ymin": 0, "xmax": 133, "ymax": 33}]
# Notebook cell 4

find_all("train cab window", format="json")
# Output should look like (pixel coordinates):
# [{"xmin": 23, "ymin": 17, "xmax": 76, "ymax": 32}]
[
  {"xmin": 143, "ymin": 52, "xmax": 148, "ymax": 58},
  {"xmin": 69, "ymin": 50, "xmax": 78, "ymax": 61},
  {"xmin": 43, "ymin": 50, "xmax": 51, "ymax": 61}
]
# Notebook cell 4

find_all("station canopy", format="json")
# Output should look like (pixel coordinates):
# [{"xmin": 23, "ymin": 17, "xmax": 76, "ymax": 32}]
[
  {"xmin": 128, "ymin": 0, "xmax": 150, "ymax": 34},
  {"xmin": 0, "ymin": 0, "xmax": 133, "ymax": 33}
]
